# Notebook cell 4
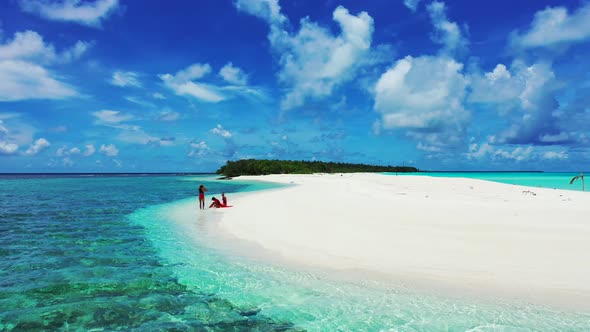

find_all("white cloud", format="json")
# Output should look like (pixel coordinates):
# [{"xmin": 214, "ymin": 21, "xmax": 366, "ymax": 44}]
[
  {"xmin": 56, "ymin": 146, "xmax": 67, "ymax": 156},
  {"xmin": 188, "ymin": 140, "xmax": 209, "ymax": 157},
  {"xmin": 157, "ymin": 111, "xmax": 180, "ymax": 121},
  {"xmin": 0, "ymin": 141, "xmax": 19, "ymax": 154},
  {"xmin": 403, "ymin": 0, "xmax": 422, "ymax": 12},
  {"xmin": 219, "ymin": 62, "xmax": 248, "ymax": 85},
  {"xmin": 469, "ymin": 64, "xmax": 521, "ymax": 105},
  {"xmin": 236, "ymin": 2, "xmax": 375, "ymax": 110},
  {"xmin": 159, "ymin": 63, "xmax": 225, "ymax": 102},
  {"xmin": 0, "ymin": 115, "xmax": 35, "ymax": 146},
  {"xmin": 470, "ymin": 61, "xmax": 559, "ymax": 144},
  {"xmin": 0, "ymin": 30, "xmax": 56, "ymax": 63},
  {"xmin": 60, "ymin": 40, "xmax": 91, "ymax": 63},
  {"xmin": 494, "ymin": 146, "xmax": 534, "ymax": 161},
  {"xmin": 116, "ymin": 127, "xmax": 157, "ymax": 145},
  {"xmin": 158, "ymin": 137, "xmax": 175, "ymax": 147},
  {"xmin": 50, "ymin": 125, "xmax": 67, "ymax": 132},
  {"xmin": 467, "ymin": 142, "xmax": 534, "ymax": 162},
  {"xmin": 543, "ymin": 150, "xmax": 568, "ymax": 160},
  {"xmin": 511, "ymin": 2, "xmax": 590, "ymax": 49},
  {"xmin": 211, "ymin": 124, "xmax": 232, "ymax": 138},
  {"xmin": 92, "ymin": 109, "xmax": 132, "ymax": 123},
  {"xmin": 172, "ymin": 63, "xmax": 211, "ymax": 81},
  {"xmin": 152, "ymin": 92, "xmax": 165, "ymax": 99},
  {"xmin": 57, "ymin": 144, "xmax": 95, "ymax": 157},
  {"xmin": 25, "ymin": 137, "xmax": 50, "ymax": 155},
  {"xmin": 374, "ymin": 55, "xmax": 468, "ymax": 149},
  {"xmin": 280, "ymin": 6, "xmax": 374, "ymax": 110},
  {"xmin": 62, "ymin": 157, "xmax": 74, "ymax": 166},
  {"xmin": 83, "ymin": 144, "xmax": 95, "ymax": 156},
  {"xmin": 125, "ymin": 96, "xmax": 155, "ymax": 108},
  {"xmin": 0, "ymin": 60, "xmax": 77, "ymax": 101},
  {"xmin": 0, "ymin": 30, "xmax": 87, "ymax": 101},
  {"xmin": 539, "ymin": 132, "xmax": 569, "ymax": 143},
  {"xmin": 99, "ymin": 143, "xmax": 119, "ymax": 156},
  {"xmin": 427, "ymin": 1, "xmax": 467, "ymax": 55},
  {"xmin": 19, "ymin": 0, "xmax": 120, "ymax": 27},
  {"xmin": 0, "ymin": 30, "xmax": 89, "ymax": 64},
  {"xmin": 91, "ymin": 111, "xmax": 159, "ymax": 146},
  {"xmin": 234, "ymin": 0, "xmax": 286, "ymax": 25},
  {"xmin": 110, "ymin": 71, "xmax": 141, "ymax": 87}
]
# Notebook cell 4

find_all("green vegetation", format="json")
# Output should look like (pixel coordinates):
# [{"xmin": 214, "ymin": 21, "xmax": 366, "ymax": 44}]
[{"xmin": 216, "ymin": 159, "xmax": 418, "ymax": 177}]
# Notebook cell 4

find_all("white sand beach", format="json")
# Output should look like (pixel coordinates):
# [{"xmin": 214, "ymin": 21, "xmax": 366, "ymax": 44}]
[{"xmin": 215, "ymin": 174, "xmax": 590, "ymax": 310}]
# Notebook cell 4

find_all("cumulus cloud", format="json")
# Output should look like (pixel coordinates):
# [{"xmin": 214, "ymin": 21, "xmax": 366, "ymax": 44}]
[
  {"xmin": 469, "ymin": 61, "xmax": 561, "ymax": 144},
  {"xmin": 92, "ymin": 109, "xmax": 133, "ymax": 123},
  {"xmin": 0, "ymin": 141, "xmax": 19, "ymax": 154},
  {"xmin": 467, "ymin": 142, "xmax": 534, "ymax": 162},
  {"xmin": 427, "ymin": 1, "xmax": 467, "ymax": 55},
  {"xmin": 0, "ymin": 30, "xmax": 90, "ymax": 64},
  {"xmin": 219, "ymin": 62, "xmax": 248, "ymax": 85},
  {"xmin": 19, "ymin": 0, "xmax": 120, "ymax": 27},
  {"xmin": 234, "ymin": 0, "xmax": 286, "ymax": 25},
  {"xmin": 0, "ymin": 30, "xmax": 57, "ymax": 63},
  {"xmin": 511, "ymin": 2, "xmax": 590, "ymax": 49},
  {"xmin": 56, "ymin": 145, "xmax": 85, "ymax": 157},
  {"xmin": 25, "ymin": 137, "xmax": 50, "ymax": 155},
  {"xmin": 403, "ymin": 0, "xmax": 422, "ymax": 12},
  {"xmin": 188, "ymin": 140, "xmax": 209, "ymax": 157},
  {"xmin": 211, "ymin": 124, "xmax": 232, "ymax": 138},
  {"xmin": 543, "ymin": 150, "xmax": 568, "ymax": 160},
  {"xmin": 374, "ymin": 55, "xmax": 469, "ymax": 150},
  {"xmin": 99, "ymin": 143, "xmax": 118, "ymax": 156},
  {"xmin": 159, "ymin": 63, "xmax": 225, "ymax": 102},
  {"xmin": 61, "ymin": 40, "xmax": 91, "ymax": 62},
  {"xmin": 280, "ymin": 6, "xmax": 374, "ymax": 110},
  {"xmin": 83, "ymin": 144, "xmax": 95, "ymax": 156},
  {"xmin": 0, "ymin": 30, "xmax": 88, "ymax": 101},
  {"xmin": 236, "ymin": 2, "xmax": 375, "ymax": 110},
  {"xmin": 110, "ymin": 71, "xmax": 141, "ymax": 87}
]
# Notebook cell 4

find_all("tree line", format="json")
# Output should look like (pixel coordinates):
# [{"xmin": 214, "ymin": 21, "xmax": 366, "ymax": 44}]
[{"xmin": 216, "ymin": 159, "xmax": 419, "ymax": 177}]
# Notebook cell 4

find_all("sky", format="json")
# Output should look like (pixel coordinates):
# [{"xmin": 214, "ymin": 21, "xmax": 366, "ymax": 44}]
[{"xmin": 0, "ymin": 0, "xmax": 589, "ymax": 172}]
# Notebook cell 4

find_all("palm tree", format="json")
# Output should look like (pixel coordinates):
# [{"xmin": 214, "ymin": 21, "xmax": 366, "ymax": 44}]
[{"xmin": 570, "ymin": 173, "xmax": 585, "ymax": 191}]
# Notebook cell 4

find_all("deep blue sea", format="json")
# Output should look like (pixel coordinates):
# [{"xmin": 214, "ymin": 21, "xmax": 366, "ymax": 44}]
[{"xmin": 1, "ymin": 173, "xmax": 589, "ymax": 331}]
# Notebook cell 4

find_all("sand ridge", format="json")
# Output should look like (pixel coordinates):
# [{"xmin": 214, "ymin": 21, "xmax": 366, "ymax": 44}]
[{"xmin": 215, "ymin": 173, "xmax": 590, "ymax": 310}]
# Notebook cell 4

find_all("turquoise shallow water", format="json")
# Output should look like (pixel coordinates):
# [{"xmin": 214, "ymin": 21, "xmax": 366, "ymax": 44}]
[
  {"xmin": 1, "ymin": 174, "xmax": 589, "ymax": 331},
  {"xmin": 385, "ymin": 172, "xmax": 587, "ymax": 191}
]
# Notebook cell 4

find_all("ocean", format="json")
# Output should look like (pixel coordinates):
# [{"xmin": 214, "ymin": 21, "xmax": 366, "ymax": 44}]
[
  {"xmin": 386, "ymin": 172, "xmax": 587, "ymax": 191},
  {"xmin": 1, "ymin": 173, "xmax": 589, "ymax": 331}
]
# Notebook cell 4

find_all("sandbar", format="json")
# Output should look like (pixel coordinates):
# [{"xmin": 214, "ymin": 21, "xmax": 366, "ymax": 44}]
[{"xmin": 215, "ymin": 173, "xmax": 590, "ymax": 310}]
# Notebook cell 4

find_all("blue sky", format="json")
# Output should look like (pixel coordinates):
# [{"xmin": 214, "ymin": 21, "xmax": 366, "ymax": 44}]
[{"xmin": 0, "ymin": 0, "xmax": 589, "ymax": 172}]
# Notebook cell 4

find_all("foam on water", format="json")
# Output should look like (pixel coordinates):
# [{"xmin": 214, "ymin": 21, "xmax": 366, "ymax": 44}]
[{"xmin": 131, "ymin": 197, "xmax": 590, "ymax": 331}]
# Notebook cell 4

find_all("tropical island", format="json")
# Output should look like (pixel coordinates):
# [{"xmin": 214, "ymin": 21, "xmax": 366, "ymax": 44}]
[{"xmin": 215, "ymin": 159, "xmax": 419, "ymax": 177}]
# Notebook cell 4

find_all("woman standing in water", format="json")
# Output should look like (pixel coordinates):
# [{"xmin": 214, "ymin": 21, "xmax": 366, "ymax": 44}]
[{"xmin": 198, "ymin": 184, "xmax": 208, "ymax": 210}]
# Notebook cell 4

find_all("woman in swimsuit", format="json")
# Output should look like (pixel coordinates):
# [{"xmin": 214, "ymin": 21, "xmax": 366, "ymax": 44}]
[
  {"xmin": 209, "ymin": 197, "xmax": 222, "ymax": 208},
  {"xmin": 198, "ymin": 184, "xmax": 208, "ymax": 210}
]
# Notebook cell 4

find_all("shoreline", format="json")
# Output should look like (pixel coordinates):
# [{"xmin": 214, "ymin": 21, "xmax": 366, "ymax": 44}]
[{"xmin": 211, "ymin": 173, "xmax": 590, "ymax": 311}]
